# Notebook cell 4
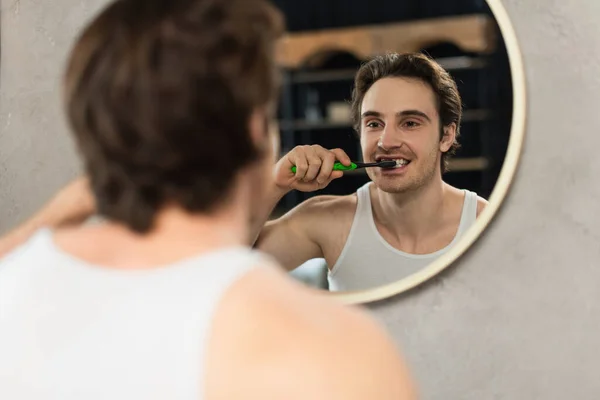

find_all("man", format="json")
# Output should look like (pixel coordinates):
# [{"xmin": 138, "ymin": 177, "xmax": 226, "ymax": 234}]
[
  {"xmin": 1, "ymin": 53, "xmax": 487, "ymax": 294},
  {"xmin": 1, "ymin": 53, "xmax": 487, "ymax": 292},
  {"xmin": 255, "ymin": 52, "xmax": 489, "ymax": 291},
  {"xmin": 0, "ymin": 1, "xmax": 416, "ymax": 399}
]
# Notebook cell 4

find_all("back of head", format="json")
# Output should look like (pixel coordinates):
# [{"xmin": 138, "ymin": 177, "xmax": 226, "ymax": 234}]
[
  {"xmin": 350, "ymin": 52, "xmax": 462, "ymax": 173},
  {"xmin": 63, "ymin": 0, "xmax": 284, "ymax": 233}
]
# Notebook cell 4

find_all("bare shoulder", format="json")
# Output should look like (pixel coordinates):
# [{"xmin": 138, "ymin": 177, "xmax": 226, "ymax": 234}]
[
  {"xmin": 276, "ymin": 194, "xmax": 357, "ymax": 243},
  {"xmin": 258, "ymin": 194, "xmax": 359, "ymax": 270},
  {"xmin": 445, "ymin": 183, "xmax": 489, "ymax": 218},
  {"xmin": 476, "ymin": 196, "xmax": 489, "ymax": 217},
  {"xmin": 283, "ymin": 193, "xmax": 357, "ymax": 222},
  {"xmin": 205, "ymin": 260, "xmax": 417, "ymax": 400}
]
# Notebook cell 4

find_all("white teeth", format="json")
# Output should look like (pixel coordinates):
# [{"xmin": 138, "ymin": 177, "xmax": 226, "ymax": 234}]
[{"xmin": 390, "ymin": 159, "xmax": 409, "ymax": 167}]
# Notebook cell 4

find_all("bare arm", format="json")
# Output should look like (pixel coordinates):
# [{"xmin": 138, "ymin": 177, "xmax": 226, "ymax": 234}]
[
  {"xmin": 254, "ymin": 195, "xmax": 334, "ymax": 271},
  {"xmin": 251, "ymin": 145, "xmax": 352, "ymax": 270},
  {"xmin": 0, "ymin": 177, "xmax": 95, "ymax": 259},
  {"xmin": 247, "ymin": 181, "xmax": 290, "ymax": 245}
]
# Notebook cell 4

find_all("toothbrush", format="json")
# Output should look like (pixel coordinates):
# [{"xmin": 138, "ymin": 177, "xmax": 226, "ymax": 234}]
[{"xmin": 291, "ymin": 160, "xmax": 397, "ymax": 173}]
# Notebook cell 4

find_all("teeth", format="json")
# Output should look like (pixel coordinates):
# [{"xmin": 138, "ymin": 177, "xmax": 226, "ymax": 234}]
[{"xmin": 389, "ymin": 159, "xmax": 409, "ymax": 167}]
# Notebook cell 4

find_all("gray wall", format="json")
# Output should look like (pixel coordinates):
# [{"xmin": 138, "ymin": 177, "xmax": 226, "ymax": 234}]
[
  {"xmin": 0, "ymin": 0, "xmax": 107, "ymax": 233},
  {"xmin": 368, "ymin": 1, "xmax": 600, "ymax": 398},
  {"xmin": 1, "ymin": 0, "xmax": 599, "ymax": 398}
]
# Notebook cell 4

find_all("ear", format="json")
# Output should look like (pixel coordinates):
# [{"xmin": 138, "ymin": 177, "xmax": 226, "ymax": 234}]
[
  {"xmin": 269, "ymin": 120, "xmax": 281, "ymax": 157},
  {"xmin": 439, "ymin": 123, "xmax": 457, "ymax": 153},
  {"xmin": 248, "ymin": 108, "xmax": 267, "ymax": 144},
  {"xmin": 248, "ymin": 107, "xmax": 279, "ymax": 157}
]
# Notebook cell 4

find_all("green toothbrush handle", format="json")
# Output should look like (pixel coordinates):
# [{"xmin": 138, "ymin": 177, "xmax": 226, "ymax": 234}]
[{"xmin": 291, "ymin": 162, "xmax": 356, "ymax": 174}]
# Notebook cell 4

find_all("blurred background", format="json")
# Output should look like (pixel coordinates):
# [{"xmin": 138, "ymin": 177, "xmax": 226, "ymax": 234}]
[{"xmin": 271, "ymin": 0, "xmax": 513, "ymax": 218}]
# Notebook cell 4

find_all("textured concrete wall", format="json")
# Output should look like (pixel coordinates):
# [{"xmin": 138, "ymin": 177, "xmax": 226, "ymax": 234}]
[
  {"xmin": 0, "ymin": 0, "xmax": 107, "ymax": 233},
  {"xmin": 368, "ymin": 1, "xmax": 600, "ymax": 399},
  {"xmin": 2, "ymin": 0, "xmax": 600, "ymax": 398}
]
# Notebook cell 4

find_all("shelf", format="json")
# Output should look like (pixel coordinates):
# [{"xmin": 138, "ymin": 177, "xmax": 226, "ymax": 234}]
[
  {"xmin": 285, "ymin": 56, "xmax": 489, "ymax": 84},
  {"xmin": 448, "ymin": 156, "xmax": 489, "ymax": 172},
  {"xmin": 279, "ymin": 119, "xmax": 354, "ymax": 131},
  {"xmin": 279, "ymin": 109, "xmax": 493, "ymax": 131},
  {"xmin": 276, "ymin": 14, "xmax": 496, "ymax": 69},
  {"xmin": 286, "ymin": 68, "xmax": 357, "ymax": 84}
]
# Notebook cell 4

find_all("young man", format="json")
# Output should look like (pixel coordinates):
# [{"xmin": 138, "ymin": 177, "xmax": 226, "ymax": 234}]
[
  {"xmin": 0, "ymin": 53, "xmax": 487, "ymax": 294},
  {"xmin": 255, "ymin": 53, "xmax": 489, "ymax": 291},
  {"xmin": 0, "ymin": 1, "xmax": 416, "ymax": 399}
]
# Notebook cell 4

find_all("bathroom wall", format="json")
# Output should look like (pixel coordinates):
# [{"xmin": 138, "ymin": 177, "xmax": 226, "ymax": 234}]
[
  {"xmin": 2, "ymin": 0, "xmax": 600, "ymax": 398},
  {"xmin": 0, "ymin": 0, "xmax": 106, "ymax": 233},
  {"xmin": 368, "ymin": 1, "xmax": 600, "ymax": 398}
]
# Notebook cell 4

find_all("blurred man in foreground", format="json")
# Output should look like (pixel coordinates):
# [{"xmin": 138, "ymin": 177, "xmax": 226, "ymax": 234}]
[{"xmin": 0, "ymin": 0, "xmax": 416, "ymax": 398}]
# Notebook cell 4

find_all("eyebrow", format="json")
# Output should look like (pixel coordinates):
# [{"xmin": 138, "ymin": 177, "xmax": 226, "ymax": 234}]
[{"xmin": 361, "ymin": 109, "xmax": 432, "ymax": 122}]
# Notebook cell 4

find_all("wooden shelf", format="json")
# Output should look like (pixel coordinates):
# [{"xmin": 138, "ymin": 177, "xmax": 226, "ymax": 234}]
[
  {"xmin": 285, "ymin": 56, "xmax": 489, "ymax": 84},
  {"xmin": 276, "ymin": 14, "xmax": 496, "ymax": 69},
  {"xmin": 279, "ymin": 119, "xmax": 352, "ymax": 131},
  {"xmin": 448, "ymin": 156, "xmax": 490, "ymax": 172},
  {"xmin": 279, "ymin": 109, "xmax": 493, "ymax": 131}
]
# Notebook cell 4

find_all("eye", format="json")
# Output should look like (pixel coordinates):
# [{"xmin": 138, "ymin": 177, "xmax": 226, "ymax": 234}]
[
  {"xmin": 402, "ymin": 120, "xmax": 421, "ymax": 129},
  {"xmin": 365, "ymin": 121, "xmax": 382, "ymax": 128}
]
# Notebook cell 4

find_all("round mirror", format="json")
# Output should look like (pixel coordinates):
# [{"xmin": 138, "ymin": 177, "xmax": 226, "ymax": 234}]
[{"xmin": 257, "ymin": 0, "xmax": 525, "ymax": 303}]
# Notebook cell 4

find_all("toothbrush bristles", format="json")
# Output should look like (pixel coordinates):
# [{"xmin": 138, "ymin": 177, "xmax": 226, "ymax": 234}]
[{"xmin": 378, "ymin": 160, "xmax": 398, "ymax": 168}]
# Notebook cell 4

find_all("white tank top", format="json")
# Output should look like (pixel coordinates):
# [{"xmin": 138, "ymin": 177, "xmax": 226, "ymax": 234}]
[
  {"xmin": 328, "ymin": 182, "xmax": 478, "ymax": 292},
  {"xmin": 0, "ymin": 229, "xmax": 266, "ymax": 399}
]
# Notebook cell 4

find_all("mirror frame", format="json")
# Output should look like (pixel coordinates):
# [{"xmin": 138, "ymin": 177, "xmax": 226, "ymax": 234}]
[{"xmin": 329, "ymin": 0, "xmax": 527, "ymax": 305}]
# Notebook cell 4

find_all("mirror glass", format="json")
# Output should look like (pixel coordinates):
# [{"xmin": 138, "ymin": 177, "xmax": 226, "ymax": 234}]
[{"xmin": 258, "ymin": 0, "xmax": 519, "ymax": 294}]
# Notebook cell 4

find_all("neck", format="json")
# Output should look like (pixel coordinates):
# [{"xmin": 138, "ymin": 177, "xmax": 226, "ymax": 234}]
[
  {"xmin": 132, "ymin": 202, "xmax": 249, "ymax": 251},
  {"xmin": 122, "ymin": 179, "xmax": 252, "ymax": 251},
  {"xmin": 56, "ymin": 183, "xmax": 252, "ymax": 269},
  {"xmin": 372, "ymin": 176, "xmax": 448, "ymax": 239}
]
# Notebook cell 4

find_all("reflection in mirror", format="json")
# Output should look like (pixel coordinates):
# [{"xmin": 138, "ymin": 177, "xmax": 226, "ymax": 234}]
[{"xmin": 254, "ymin": 0, "xmax": 514, "ymax": 293}]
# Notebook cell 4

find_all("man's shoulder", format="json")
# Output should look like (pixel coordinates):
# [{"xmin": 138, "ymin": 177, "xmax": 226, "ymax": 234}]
[
  {"xmin": 462, "ymin": 188, "xmax": 488, "ymax": 217},
  {"xmin": 445, "ymin": 183, "xmax": 489, "ymax": 217},
  {"xmin": 209, "ymin": 259, "xmax": 361, "ymax": 343},
  {"xmin": 282, "ymin": 194, "xmax": 358, "ymax": 243},
  {"xmin": 0, "ymin": 229, "xmax": 49, "ymax": 265},
  {"xmin": 292, "ymin": 193, "xmax": 358, "ymax": 218},
  {"xmin": 475, "ymin": 196, "xmax": 488, "ymax": 216},
  {"xmin": 205, "ymin": 262, "xmax": 416, "ymax": 398}
]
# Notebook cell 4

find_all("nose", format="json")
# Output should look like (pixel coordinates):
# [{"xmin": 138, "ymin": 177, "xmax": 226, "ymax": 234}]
[{"xmin": 377, "ymin": 125, "xmax": 402, "ymax": 151}]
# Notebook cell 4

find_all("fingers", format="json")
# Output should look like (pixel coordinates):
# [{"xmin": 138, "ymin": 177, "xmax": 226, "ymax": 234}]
[
  {"xmin": 304, "ymin": 146, "xmax": 323, "ymax": 182},
  {"xmin": 288, "ymin": 145, "xmax": 349, "ymax": 185},
  {"xmin": 290, "ymin": 150, "xmax": 309, "ymax": 180},
  {"xmin": 330, "ymin": 170, "xmax": 343, "ymax": 180},
  {"xmin": 316, "ymin": 150, "xmax": 336, "ymax": 185},
  {"xmin": 330, "ymin": 148, "xmax": 352, "ymax": 166}
]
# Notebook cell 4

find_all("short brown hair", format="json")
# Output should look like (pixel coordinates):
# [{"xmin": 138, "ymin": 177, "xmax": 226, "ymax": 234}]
[
  {"xmin": 63, "ymin": 0, "xmax": 284, "ymax": 233},
  {"xmin": 350, "ymin": 52, "xmax": 462, "ymax": 173}
]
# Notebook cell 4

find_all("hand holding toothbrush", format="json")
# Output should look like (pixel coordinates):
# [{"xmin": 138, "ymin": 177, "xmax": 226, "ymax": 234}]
[
  {"xmin": 274, "ymin": 145, "xmax": 398, "ymax": 193},
  {"xmin": 274, "ymin": 145, "xmax": 353, "ymax": 193}
]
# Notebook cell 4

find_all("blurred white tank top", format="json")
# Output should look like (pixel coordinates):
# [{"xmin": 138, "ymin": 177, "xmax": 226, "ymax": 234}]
[
  {"xmin": 0, "ymin": 228, "xmax": 266, "ymax": 399},
  {"xmin": 328, "ymin": 182, "xmax": 478, "ymax": 291}
]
